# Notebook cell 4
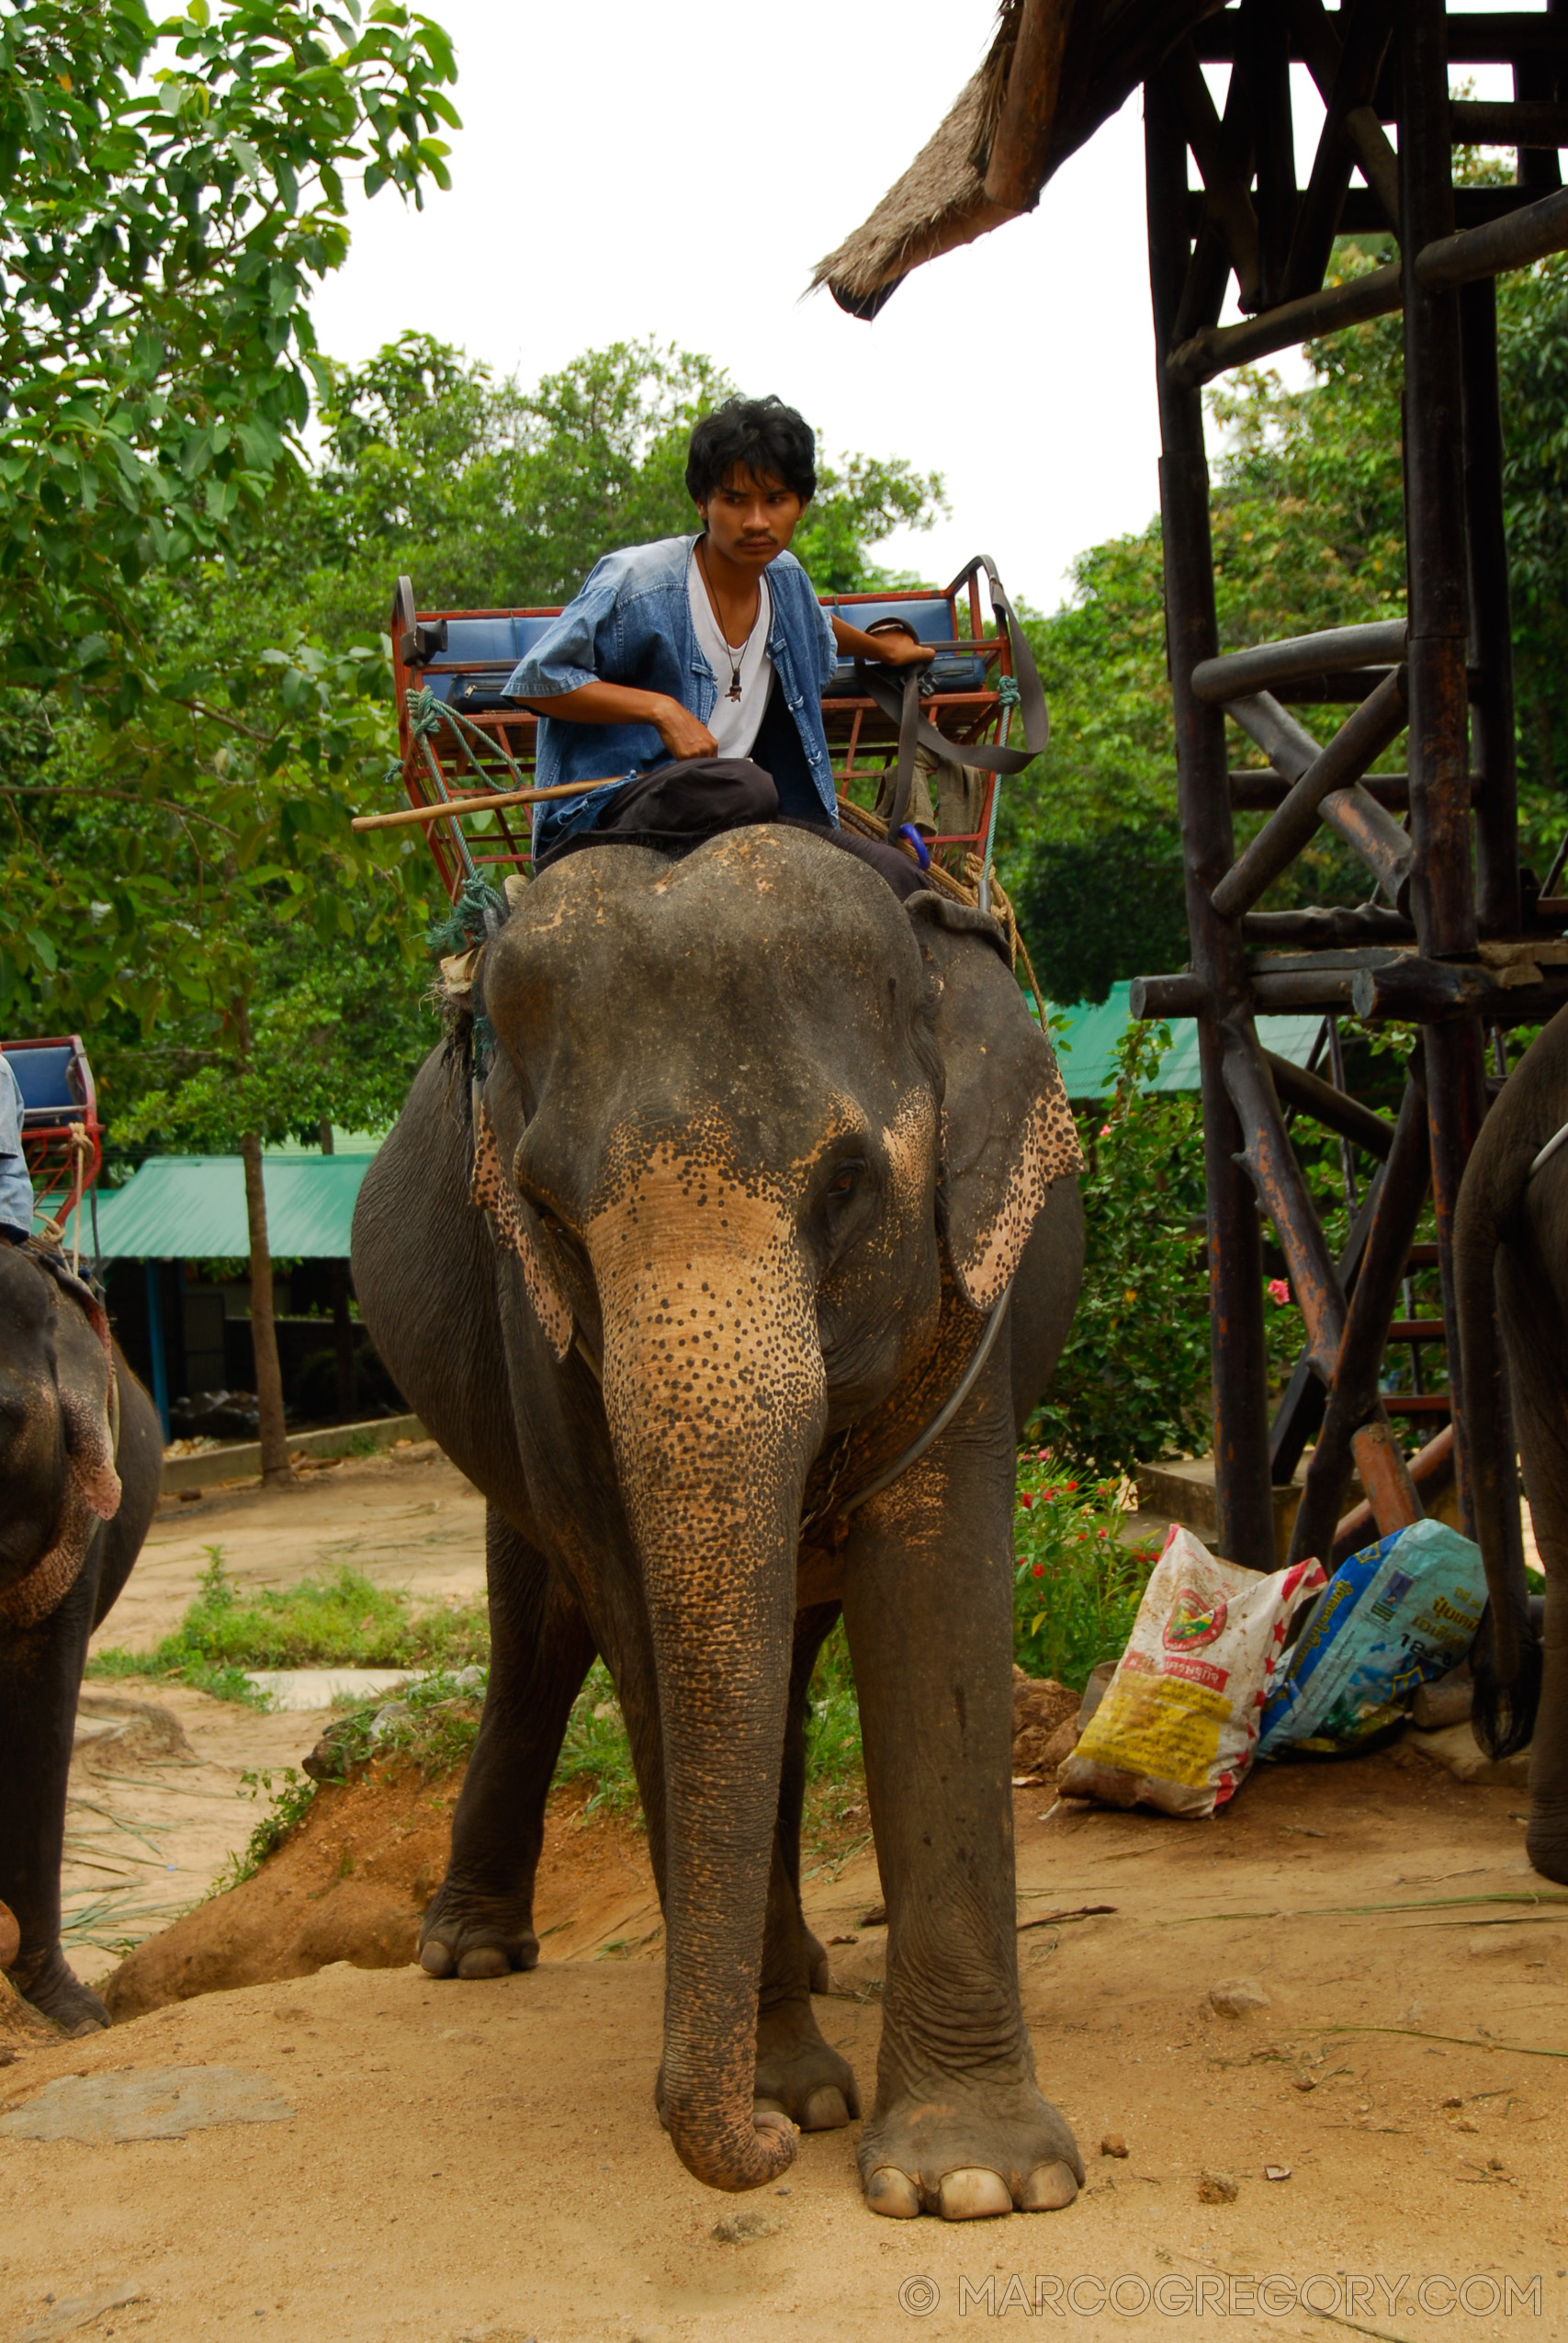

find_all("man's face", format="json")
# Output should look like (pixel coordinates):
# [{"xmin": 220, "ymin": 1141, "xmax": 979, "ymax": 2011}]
[{"xmin": 698, "ymin": 465, "xmax": 805, "ymax": 571}]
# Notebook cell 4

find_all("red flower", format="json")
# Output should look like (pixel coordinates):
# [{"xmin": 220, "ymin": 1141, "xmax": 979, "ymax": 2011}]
[
  {"xmin": 1032, "ymin": 1563, "xmax": 1044, "ymax": 1579},
  {"xmin": 1019, "ymin": 1491, "xmax": 1034, "ymax": 1510}
]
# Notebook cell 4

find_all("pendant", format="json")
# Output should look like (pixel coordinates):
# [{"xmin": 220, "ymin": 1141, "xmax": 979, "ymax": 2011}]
[{"xmin": 728, "ymin": 677, "xmax": 742, "ymax": 701}]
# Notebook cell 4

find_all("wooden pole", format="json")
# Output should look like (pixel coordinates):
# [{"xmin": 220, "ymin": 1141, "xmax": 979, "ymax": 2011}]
[
  {"xmin": 1147, "ymin": 68, "xmax": 1276, "ymax": 1570},
  {"xmin": 1401, "ymin": 0, "xmax": 1492, "ymax": 1542},
  {"xmin": 352, "ymin": 775, "xmax": 616, "ymax": 832},
  {"xmin": 1460, "ymin": 277, "xmax": 1522, "ymax": 937}
]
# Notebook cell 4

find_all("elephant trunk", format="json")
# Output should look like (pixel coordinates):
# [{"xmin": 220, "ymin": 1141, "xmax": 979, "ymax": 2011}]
[{"xmin": 591, "ymin": 1160, "xmax": 825, "ymax": 2190}]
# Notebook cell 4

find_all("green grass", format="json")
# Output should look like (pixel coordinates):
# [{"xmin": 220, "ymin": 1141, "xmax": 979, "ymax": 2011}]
[{"xmin": 85, "ymin": 1547, "xmax": 491, "ymax": 1704}]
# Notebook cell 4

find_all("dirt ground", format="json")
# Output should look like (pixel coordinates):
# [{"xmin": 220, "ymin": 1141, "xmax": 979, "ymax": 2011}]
[
  {"xmin": 4, "ymin": 1749, "xmax": 1563, "ymax": 2343},
  {"xmin": 5, "ymin": 1462, "xmax": 1562, "ymax": 2341}
]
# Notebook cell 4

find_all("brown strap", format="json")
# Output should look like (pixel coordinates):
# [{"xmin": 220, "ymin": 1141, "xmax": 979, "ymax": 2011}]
[{"xmin": 851, "ymin": 556, "xmax": 1049, "ymax": 843}]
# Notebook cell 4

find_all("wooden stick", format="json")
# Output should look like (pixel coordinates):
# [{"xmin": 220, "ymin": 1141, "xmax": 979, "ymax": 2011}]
[{"xmin": 351, "ymin": 777, "xmax": 619, "ymax": 832}]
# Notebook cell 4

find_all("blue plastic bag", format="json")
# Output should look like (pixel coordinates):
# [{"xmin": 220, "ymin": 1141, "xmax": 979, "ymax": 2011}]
[{"xmin": 1258, "ymin": 1517, "xmax": 1487, "ymax": 1755}]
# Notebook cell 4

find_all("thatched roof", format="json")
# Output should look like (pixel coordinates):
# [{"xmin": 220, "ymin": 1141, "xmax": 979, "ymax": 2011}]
[{"xmin": 812, "ymin": 0, "xmax": 1230, "ymax": 318}]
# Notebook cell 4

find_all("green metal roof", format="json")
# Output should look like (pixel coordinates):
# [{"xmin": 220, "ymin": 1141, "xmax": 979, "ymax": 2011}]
[
  {"xmin": 1046, "ymin": 982, "xmax": 1324, "ymax": 1100},
  {"xmin": 90, "ymin": 1151, "xmax": 378, "ymax": 1262}
]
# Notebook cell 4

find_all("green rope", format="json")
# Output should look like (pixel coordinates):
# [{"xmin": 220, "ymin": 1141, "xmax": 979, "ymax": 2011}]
[
  {"xmin": 427, "ymin": 877, "xmax": 506, "ymax": 960},
  {"xmin": 997, "ymin": 675, "xmax": 1021, "ymax": 710}
]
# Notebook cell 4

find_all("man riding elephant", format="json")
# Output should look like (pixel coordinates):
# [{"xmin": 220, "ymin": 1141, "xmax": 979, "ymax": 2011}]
[
  {"xmin": 0, "ymin": 1049, "xmax": 162, "ymax": 2030},
  {"xmin": 355, "ymin": 777, "xmax": 1088, "ymax": 2215},
  {"xmin": 503, "ymin": 392, "xmax": 934, "ymax": 895}
]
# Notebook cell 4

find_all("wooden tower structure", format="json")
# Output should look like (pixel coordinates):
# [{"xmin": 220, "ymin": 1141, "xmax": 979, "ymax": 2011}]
[{"xmin": 818, "ymin": 0, "xmax": 1568, "ymax": 1572}]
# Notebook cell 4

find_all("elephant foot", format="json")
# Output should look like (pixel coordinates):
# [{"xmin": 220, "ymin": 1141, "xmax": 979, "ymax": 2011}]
[
  {"xmin": 8, "ymin": 1947, "xmax": 110, "ymax": 2036},
  {"xmin": 858, "ymin": 2075, "xmax": 1083, "ymax": 2221},
  {"xmin": 417, "ymin": 1880, "xmax": 538, "ymax": 1980},
  {"xmin": 805, "ymin": 1926, "xmax": 831, "ymax": 1997},
  {"xmin": 753, "ymin": 1998, "xmax": 860, "ymax": 2131},
  {"xmin": 1525, "ymin": 1808, "xmax": 1568, "ymax": 1887}
]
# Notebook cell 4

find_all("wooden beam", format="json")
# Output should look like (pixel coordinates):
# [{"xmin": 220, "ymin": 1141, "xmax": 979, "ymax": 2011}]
[
  {"xmin": 1210, "ymin": 667, "xmax": 1410, "ymax": 918},
  {"xmin": 983, "ymin": 0, "xmax": 1076, "ymax": 212}
]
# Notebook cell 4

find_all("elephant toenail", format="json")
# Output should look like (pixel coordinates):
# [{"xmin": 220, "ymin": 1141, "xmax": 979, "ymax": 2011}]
[
  {"xmin": 456, "ymin": 1946, "xmax": 509, "ymax": 1979},
  {"xmin": 1021, "ymin": 2160, "xmax": 1080, "ymax": 2212},
  {"xmin": 752, "ymin": 2095, "xmax": 787, "ymax": 2120},
  {"xmin": 866, "ymin": 2168, "xmax": 921, "ymax": 2219},
  {"xmin": 752, "ymin": 2108, "xmax": 798, "ymax": 2139},
  {"xmin": 938, "ymin": 2168, "xmax": 1013, "ymax": 2221},
  {"xmin": 800, "ymin": 2086, "xmax": 851, "ymax": 2132},
  {"xmin": 419, "ymin": 1941, "xmax": 454, "ymax": 1977}
]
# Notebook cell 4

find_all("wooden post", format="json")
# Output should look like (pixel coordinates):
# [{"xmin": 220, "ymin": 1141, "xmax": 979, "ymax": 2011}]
[
  {"xmin": 240, "ymin": 1132, "xmax": 291, "ymax": 1488},
  {"xmin": 1400, "ymin": 0, "xmax": 1491, "ymax": 1539},
  {"xmin": 1460, "ymin": 277, "xmax": 1521, "ymax": 938},
  {"xmin": 1147, "ymin": 70, "xmax": 1275, "ymax": 1568}
]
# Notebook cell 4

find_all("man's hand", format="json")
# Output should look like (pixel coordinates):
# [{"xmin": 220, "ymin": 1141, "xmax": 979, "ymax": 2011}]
[
  {"xmin": 873, "ymin": 631, "xmax": 936, "ymax": 671},
  {"xmin": 829, "ymin": 614, "xmax": 935, "ymax": 670},
  {"xmin": 653, "ymin": 696, "xmax": 718, "ymax": 759}
]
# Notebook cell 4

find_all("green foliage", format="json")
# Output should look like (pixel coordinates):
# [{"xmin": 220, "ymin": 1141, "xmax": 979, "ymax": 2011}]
[
  {"xmin": 552, "ymin": 1660, "xmax": 642, "ymax": 1820},
  {"xmin": 1011, "ymin": 1462, "xmax": 1162, "ymax": 1691},
  {"xmin": 1032, "ymin": 1020, "xmax": 1212, "ymax": 1475},
  {"xmin": 86, "ymin": 1547, "xmax": 490, "ymax": 1695},
  {"xmin": 209, "ymin": 1765, "xmax": 318, "ymax": 1894},
  {"xmin": 0, "ymin": 0, "xmax": 457, "ymax": 696}
]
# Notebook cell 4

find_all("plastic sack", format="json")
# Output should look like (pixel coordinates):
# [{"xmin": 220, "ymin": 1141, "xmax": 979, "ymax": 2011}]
[
  {"xmin": 1058, "ymin": 1527, "xmax": 1327, "ymax": 1817},
  {"xmin": 1257, "ymin": 1516, "xmax": 1487, "ymax": 1755}
]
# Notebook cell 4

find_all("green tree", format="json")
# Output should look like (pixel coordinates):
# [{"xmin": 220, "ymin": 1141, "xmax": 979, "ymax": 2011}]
[{"xmin": 0, "ymin": 0, "xmax": 457, "ymax": 1478}]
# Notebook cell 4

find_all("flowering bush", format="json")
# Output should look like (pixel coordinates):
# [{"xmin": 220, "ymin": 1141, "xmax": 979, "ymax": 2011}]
[{"xmin": 1012, "ymin": 1452, "xmax": 1162, "ymax": 1689}]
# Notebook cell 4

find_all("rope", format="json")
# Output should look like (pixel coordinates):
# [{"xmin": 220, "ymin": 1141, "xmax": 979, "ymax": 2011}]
[
  {"xmin": 427, "ymin": 877, "xmax": 507, "ymax": 960},
  {"xmin": 37, "ymin": 1125, "xmax": 94, "ymax": 1274}
]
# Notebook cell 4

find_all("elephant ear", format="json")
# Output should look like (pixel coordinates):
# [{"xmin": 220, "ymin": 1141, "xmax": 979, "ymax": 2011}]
[
  {"xmin": 471, "ymin": 1085, "xmax": 574, "ymax": 1364},
  {"xmin": 906, "ymin": 894, "xmax": 1083, "ymax": 1311}
]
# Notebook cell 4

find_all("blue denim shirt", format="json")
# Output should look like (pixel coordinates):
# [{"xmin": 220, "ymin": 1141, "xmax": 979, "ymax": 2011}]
[
  {"xmin": 502, "ymin": 534, "xmax": 840, "ymax": 856},
  {"xmin": 0, "ymin": 1053, "xmax": 34, "ymax": 1233}
]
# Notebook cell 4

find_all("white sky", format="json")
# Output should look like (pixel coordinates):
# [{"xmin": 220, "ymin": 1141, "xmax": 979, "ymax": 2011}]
[{"xmin": 310, "ymin": 0, "xmax": 1530, "ymax": 615}]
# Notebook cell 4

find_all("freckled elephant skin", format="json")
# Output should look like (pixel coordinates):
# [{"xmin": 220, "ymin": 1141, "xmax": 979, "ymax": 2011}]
[
  {"xmin": 1455, "ymin": 1003, "xmax": 1568, "ymax": 1882},
  {"xmin": 0, "ymin": 1248, "xmax": 163, "ymax": 2032},
  {"xmin": 353, "ymin": 825, "xmax": 1085, "ymax": 2208}
]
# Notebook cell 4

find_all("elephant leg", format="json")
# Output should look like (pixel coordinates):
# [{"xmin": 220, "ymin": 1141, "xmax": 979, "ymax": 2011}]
[
  {"xmin": 421, "ymin": 1508, "xmax": 596, "ymax": 1979},
  {"xmin": 0, "ymin": 1560, "xmax": 110, "ymax": 2034},
  {"xmin": 751, "ymin": 1602, "xmax": 860, "ymax": 2132},
  {"xmin": 1515, "ymin": 1382, "xmax": 1568, "ymax": 1885},
  {"xmin": 840, "ymin": 1341, "xmax": 1083, "ymax": 2222}
]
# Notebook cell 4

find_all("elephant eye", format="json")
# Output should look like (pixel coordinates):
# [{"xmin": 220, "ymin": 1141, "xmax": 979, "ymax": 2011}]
[{"xmin": 825, "ymin": 1159, "xmax": 866, "ymax": 1202}]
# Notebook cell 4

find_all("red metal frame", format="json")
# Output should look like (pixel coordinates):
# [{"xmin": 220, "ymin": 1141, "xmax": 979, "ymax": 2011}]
[
  {"xmin": 389, "ymin": 562, "xmax": 1021, "ymax": 906},
  {"xmin": 5, "ymin": 1033, "xmax": 102, "ymax": 1226}
]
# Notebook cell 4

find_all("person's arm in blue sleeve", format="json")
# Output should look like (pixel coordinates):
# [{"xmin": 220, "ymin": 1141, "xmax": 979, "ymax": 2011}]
[
  {"xmin": 506, "ymin": 564, "xmax": 716, "ymax": 763},
  {"xmin": 0, "ymin": 1056, "xmax": 35, "ymax": 1240}
]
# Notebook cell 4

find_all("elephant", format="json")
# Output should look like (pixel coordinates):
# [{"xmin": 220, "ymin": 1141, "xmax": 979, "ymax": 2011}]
[
  {"xmin": 353, "ymin": 823, "xmax": 1087, "ymax": 2219},
  {"xmin": 1457, "ymin": 1002, "xmax": 1568, "ymax": 1883},
  {"xmin": 0, "ymin": 1239, "xmax": 162, "ymax": 2030}
]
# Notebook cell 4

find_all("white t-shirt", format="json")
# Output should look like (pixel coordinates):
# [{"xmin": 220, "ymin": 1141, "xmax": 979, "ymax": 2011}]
[{"xmin": 687, "ymin": 548, "xmax": 773, "ymax": 760}]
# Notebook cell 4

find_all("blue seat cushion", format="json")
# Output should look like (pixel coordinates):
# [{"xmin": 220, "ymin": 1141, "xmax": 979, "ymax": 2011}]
[{"xmin": 8, "ymin": 1045, "xmax": 83, "ymax": 1117}]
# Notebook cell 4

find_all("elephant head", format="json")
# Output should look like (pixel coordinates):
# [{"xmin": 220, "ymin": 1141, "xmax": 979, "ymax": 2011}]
[
  {"xmin": 0, "ymin": 1246, "xmax": 120, "ymax": 1631},
  {"xmin": 475, "ymin": 828, "xmax": 1075, "ymax": 2190}
]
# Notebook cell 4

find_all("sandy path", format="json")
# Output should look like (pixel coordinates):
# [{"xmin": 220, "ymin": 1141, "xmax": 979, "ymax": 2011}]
[{"xmin": 7, "ymin": 1747, "xmax": 1563, "ymax": 2341}]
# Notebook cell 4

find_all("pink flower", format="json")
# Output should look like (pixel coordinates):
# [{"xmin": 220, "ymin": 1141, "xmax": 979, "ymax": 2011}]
[
  {"xmin": 1268, "ymin": 1277, "xmax": 1292, "ymax": 1307},
  {"xmin": 1099, "ymin": 1123, "xmax": 1112, "ymax": 1138}
]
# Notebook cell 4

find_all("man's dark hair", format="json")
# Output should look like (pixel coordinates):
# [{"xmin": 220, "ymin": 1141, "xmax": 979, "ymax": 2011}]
[{"xmin": 685, "ymin": 396, "xmax": 817, "ymax": 505}]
